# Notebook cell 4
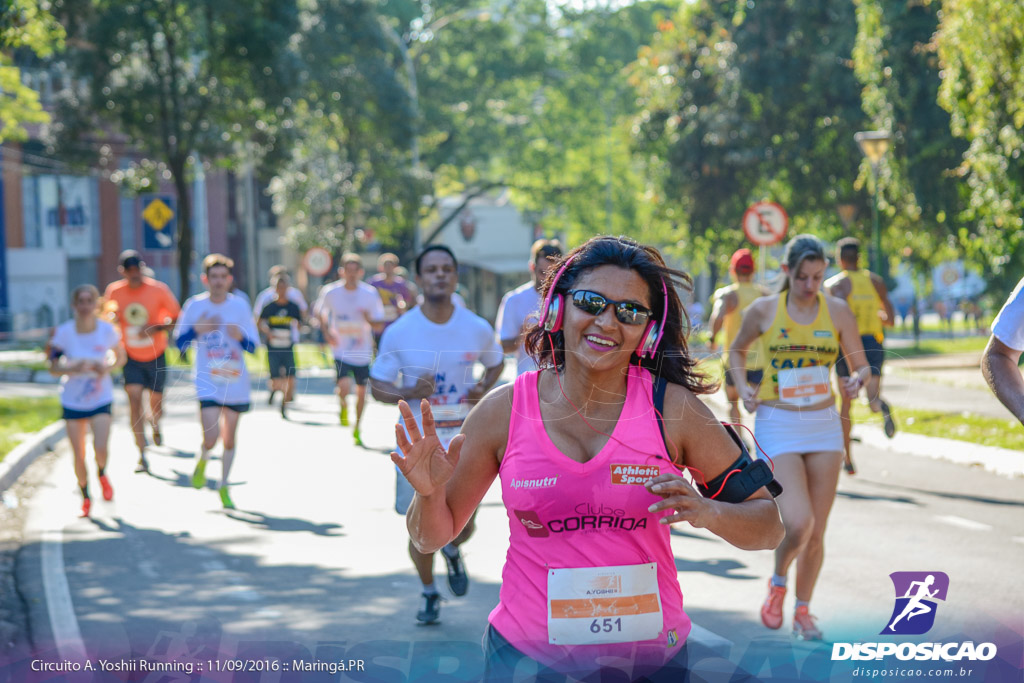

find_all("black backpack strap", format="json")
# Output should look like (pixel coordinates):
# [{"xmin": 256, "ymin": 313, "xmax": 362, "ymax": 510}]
[{"xmin": 653, "ymin": 376, "xmax": 670, "ymax": 458}]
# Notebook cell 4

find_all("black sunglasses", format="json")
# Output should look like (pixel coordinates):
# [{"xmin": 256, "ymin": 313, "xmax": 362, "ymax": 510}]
[{"xmin": 567, "ymin": 290, "xmax": 653, "ymax": 326}]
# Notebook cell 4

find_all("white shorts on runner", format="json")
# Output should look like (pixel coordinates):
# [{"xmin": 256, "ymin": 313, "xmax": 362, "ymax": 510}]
[{"xmin": 754, "ymin": 404, "xmax": 844, "ymax": 459}]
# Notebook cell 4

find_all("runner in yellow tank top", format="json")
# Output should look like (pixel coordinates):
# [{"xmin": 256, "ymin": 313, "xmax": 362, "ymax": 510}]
[
  {"xmin": 727, "ymin": 234, "xmax": 871, "ymax": 642},
  {"xmin": 710, "ymin": 249, "xmax": 769, "ymax": 426},
  {"xmin": 825, "ymin": 237, "xmax": 897, "ymax": 476}
]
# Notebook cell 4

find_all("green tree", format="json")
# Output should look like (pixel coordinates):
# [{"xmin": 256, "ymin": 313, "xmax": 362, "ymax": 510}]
[
  {"xmin": 272, "ymin": 0, "xmax": 418, "ymax": 260},
  {"xmin": 630, "ymin": 0, "xmax": 868, "ymax": 278},
  {"xmin": 499, "ymin": 2, "xmax": 679, "ymax": 248},
  {"xmin": 50, "ymin": 0, "xmax": 300, "ymax": 300},
  {"xmin": 0, "ymin": 0, "xmax": 65, "ymax": 142},
  {"xmin": 852, "ymin": 0, "xmax": 967, "ymax": 284},
  {"xmin": 934, "ymin": 0, "xmax": 1024, "ymax": 296}
]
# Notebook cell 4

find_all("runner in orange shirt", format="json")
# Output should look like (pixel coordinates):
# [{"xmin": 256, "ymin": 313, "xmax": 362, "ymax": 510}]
[{"xmin": 102, "ymin": 250, "xmax": 181, "ymax": 473}]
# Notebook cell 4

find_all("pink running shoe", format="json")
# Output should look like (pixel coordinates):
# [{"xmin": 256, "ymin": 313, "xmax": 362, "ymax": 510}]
[
  {"xmin": 761, "ymin": 581, "xmax": 786, "ymax": 629},
  {"xmin": 793, "ymin": 605, "xmax": 824, "ymax": 641},
  {"xmin": 99, "ymin": 475, "xmax": 114, "ymax": 501}
]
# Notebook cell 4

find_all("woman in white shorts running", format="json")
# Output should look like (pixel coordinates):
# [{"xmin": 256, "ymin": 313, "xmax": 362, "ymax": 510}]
[
  {"xmin": 48, "ymin": 285, "xmax": 126, "ymax": 517},
  {"xmin": 728, "ymin": 234, "xmax": 870, "ymax": 641}
]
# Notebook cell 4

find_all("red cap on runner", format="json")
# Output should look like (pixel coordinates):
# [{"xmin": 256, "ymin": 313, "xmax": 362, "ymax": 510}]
[{"xmin": 730, "ymin": 248, "xmax": 755, "ymax": 274}]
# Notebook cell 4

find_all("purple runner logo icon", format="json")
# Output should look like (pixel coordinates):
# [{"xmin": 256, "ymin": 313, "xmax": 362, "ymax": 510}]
[{"xmin": 882, "ymin": 571, "xmax": 949, "ymax": 635}]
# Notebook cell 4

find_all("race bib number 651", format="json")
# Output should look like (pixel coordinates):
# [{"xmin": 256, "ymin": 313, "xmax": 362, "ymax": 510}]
[{"xmin": 547, "ymin": 563, "xmax": 662, "ymax": 645}]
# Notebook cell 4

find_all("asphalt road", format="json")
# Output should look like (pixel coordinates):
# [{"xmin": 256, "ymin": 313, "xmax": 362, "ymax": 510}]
[{"xmin": 3, "ymin": 370, "xmax": 1023, "ymax": 682}]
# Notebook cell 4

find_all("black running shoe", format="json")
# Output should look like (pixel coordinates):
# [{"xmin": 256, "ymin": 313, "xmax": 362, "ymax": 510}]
[
  {"xmin": 416, "ymin": 592, "xmax": 441, "ymax": 624},
  {"xmin": 881, "ymin": 401, "xmax": 896, "ymax": 439},
  {"xmin": 268, "ymin": 390, "xmax": 278, "ymax": 406},
  {"xmin": 443, "ymin": 548, "xmax": 469, "ymax": 596}
]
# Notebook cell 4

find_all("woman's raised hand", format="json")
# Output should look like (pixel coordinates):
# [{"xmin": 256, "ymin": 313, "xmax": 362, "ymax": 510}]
[{"xmin": 390, "ymin": 399, "xmax": 464, "ymax": 498}]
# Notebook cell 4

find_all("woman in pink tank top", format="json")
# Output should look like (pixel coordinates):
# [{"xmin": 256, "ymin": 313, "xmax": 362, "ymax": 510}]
[{"xmin": 393, "ymin": 237, "xmax": 784, "ymax": 681}]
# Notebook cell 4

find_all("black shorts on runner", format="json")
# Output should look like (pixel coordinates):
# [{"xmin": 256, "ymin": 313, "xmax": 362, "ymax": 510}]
[
  {"xmin": 334, "ymin": 360, "xmax": 370, "ymax": 386},
  {"xmin": 198, "ymin": 399, "xmax": 251, "ymax": 413},
  {"xmin": 723, "ymin": 366, "xmax": 764, "ymax": 388},
  {"xmin": 62, "ymin": 403, "xmax": 112, "ymax": 421},
  {"xmin": 268, "ymin": 348, "xmax": 296, "ymax": 378},
  {"xmin": 123, "ymin": 354, "xmax": 167, "ymax": 393},
  {"xmin": 836, "ymin": 335, "xmax": 885, "ymax": 377}
]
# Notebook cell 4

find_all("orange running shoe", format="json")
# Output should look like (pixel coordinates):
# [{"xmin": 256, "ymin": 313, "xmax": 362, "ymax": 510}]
[
  {"xmin": 761, "ymin": 581, "xmax": 786, "ymax": 629},
  {"xmin": 99, "ymin": 475, "xmax": 114, "ymax": 501},
  {"xmin": 80, "ymin": 497, "xmax": 92, "ymax": 518},
  {"xmin": 793, "ymin": 605, "xmax": 824, "ymax": 641}
]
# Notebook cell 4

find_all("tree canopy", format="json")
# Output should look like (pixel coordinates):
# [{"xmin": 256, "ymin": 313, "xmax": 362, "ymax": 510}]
[
  {"xmin": 6, "ymin": 0, "xmax": 1021, "ymax": 303},
  {"xmin": 0, "ymin": 0, "xmax": 65, "ymax": 142}
]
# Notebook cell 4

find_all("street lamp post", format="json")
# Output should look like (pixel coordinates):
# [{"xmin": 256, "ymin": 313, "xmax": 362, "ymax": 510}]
[{"xmin": 854, "ymin": 130, "xmax": 891, "ymax": 277}]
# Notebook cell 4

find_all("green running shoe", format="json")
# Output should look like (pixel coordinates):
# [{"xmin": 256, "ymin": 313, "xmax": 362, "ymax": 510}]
[
  {"xmin": 191, "ymin": 460, "xmax": 207, "ymax": 489},
  {"xmin": 353, "ymin": 427, "xmax": 363, "ymax": 447},
  {"xmin": 219, "ymin": 486, "xmax": 235, "ymax": 510},
  {"xmin": 340, "ymin": 404, "xmax": 349, "ymax": 426}
]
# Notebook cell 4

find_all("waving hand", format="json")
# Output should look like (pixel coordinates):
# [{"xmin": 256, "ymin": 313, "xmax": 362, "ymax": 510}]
[{"xmin": 390, "ymin": 399, "xmax": 465, "ymax": 498}]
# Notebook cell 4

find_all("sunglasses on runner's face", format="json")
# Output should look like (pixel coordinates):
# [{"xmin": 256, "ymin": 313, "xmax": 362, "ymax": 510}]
[{"xmin": 567, "ymin": 290, "xmax": 653, "ymax": 326}]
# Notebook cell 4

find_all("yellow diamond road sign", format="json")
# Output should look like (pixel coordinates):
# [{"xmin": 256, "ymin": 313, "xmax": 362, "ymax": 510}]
[{"xmin": 143, "ymin": 198, "xmax": 174, "ymax": 231}]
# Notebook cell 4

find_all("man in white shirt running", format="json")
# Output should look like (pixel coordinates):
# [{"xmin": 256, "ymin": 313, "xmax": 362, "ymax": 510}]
[
  {"xmin": 313, "ymin": 253, "xmax": 385, "ymax": 446},
  {"xmin": 370, "ymin": 244, "xmax": 504, "ymax": 625},
  {"xmin": 983, "ymin": 276, "xmax": 1024, "ymax": 425},
  {"xmin": 174, "ymin": 254, "xmax": 261, "ymax": 509},
  {"xmin": 495, "ymin": 239, "xmax": 562, "ymax": 375}
]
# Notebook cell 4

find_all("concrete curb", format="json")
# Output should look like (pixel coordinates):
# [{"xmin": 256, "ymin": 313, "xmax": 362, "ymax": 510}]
[
  {"xmin": 855, "ymin": 427, "xmax": 1024, "ymax": 478},
  {"xmin": 0, "ymin": 421, "xmax": 66, "ymax": 495}
]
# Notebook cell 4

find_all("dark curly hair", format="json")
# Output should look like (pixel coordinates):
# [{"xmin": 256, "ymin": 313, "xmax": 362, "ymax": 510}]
[{"xmin": 524, "ymin": 235, "xmax": 716, "ymax": 396}]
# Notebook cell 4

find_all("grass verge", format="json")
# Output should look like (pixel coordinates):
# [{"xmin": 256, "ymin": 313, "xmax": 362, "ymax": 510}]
[
  {"xmin": 169, "ymin": 343, "xmax": 335, "ymax": 373},
  {"xmin": 885, "ymin": 336, "xmax": 989, "ymax": 360},
  {"xmin": 850, "ymin": 402, "xmax": 1022, "ymax": 451},
  {"xmin": 0, "ymin": 397, "xmax": 62, "ymax": 463}
]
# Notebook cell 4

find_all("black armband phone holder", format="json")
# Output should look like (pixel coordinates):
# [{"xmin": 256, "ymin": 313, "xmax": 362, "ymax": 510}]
[
  {"xmin": 696, "ymin": 425, "xmax": 783, "ymax": 502},
  {"xmin": 653, "ymin": 378, "xmax": 782, "ymax": 502}
]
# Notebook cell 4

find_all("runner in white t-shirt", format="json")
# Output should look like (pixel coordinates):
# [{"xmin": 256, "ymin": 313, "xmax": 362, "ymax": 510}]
[
  {"xmin": 48, "ymin": 285, "xmax": 126, "ymax": 517},
  {"xmin": 495, "ymin": 239, "xmax": 562, "ymax": 375},
  {"xmin": 370, "ymin": 244, "xmax": 504, "ymax": 625},
  {"xmin": 174, "ymin": 254, "xmax": 260, "ymax": 509},
  {"xmin": 313, "ymin": 253, "xmax": 385, "ymax": 446},
  {"xmin": 983, "ymin": 276, "xmax": 1024, "ymax": 425}
]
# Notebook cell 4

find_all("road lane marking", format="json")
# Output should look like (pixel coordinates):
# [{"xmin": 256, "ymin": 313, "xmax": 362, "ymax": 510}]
[
  {"xmin": 935, "ymin": 515, "xmax": 991, "ymax": 532},
  {"xmin": 41, "ymin": 524, "xmax": 86, "ymax": 661}
]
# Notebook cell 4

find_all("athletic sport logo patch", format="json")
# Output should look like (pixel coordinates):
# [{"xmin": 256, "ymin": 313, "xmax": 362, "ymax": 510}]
[{"xmin": 610, "ymin": 464, "xmax": 660, "ymax": 485}]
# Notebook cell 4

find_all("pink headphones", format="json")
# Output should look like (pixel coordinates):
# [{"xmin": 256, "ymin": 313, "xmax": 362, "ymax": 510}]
[{"xmin": 538, "ymin": 254, "xmax": 668, "ymax": 360}]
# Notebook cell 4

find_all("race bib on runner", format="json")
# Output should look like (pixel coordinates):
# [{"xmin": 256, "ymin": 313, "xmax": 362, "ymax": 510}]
[
  {"xmin": 268, "ymin": 329, "xmax": 292, "ymax": 348},
  {"xmin": 547, "ymin": 563, "xmax": 662, "ymax": 645},
  {"xmin": 778, "ymin": 365, "xmax": 831, "ymax": 406},
  {"xmin": 207, "ymin": 346, "xmax": 243, "ymax": 385},
  {"xmin": 125, "ymin": 325, "xmax": 150, "ymax": 348}
]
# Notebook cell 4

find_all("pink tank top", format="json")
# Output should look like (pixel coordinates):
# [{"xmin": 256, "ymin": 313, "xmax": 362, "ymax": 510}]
[{"xmin": 488, "ymin": 365, "xmax": 691, "ymax": 676}]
